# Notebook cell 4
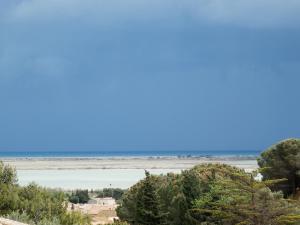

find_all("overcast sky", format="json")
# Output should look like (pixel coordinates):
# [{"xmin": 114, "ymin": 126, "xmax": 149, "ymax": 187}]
[{"xmin": 0, "ymin": 0, "xmax": 300, "ymax": 151}]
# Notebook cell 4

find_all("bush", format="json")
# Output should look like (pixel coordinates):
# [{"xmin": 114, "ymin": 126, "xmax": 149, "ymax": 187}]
[
  {"xmin": 60, "ymin": 211, "xmax": 91, "ymax": 225},
  {"xmin": 5, "ymin": 211, "xmax": 34, "ymax": 224},
  {"xmin": 1, "ymin": 161, "xmax": 91, "ymax": 225},
  {"xmin": 69, "ymin": 190, "xmax": 89, "ymax": 204},
  {"xmin": 0, "ymin": 161, "xmax": 19, "ymax": 215},
  {"xmin": 96, "ymin": 188, "xmax": 126, "ymax": 200}
]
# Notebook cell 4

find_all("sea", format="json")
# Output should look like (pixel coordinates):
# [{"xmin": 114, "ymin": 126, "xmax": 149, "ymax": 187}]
[{"xmin": 0, "ymin": 149, "xmax": 260, "ymax": 158}]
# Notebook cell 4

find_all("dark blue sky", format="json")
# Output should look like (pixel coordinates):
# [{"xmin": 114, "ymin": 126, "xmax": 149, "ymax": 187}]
[{"xmin": 0, "ymin": 0, "xmax": 300, "ymax": 151}]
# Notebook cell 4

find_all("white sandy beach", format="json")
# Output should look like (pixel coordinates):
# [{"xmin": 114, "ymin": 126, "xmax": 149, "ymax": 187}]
[{"xmin": 1, "ymin": 157, "xmax": 258, "ymax": 189}]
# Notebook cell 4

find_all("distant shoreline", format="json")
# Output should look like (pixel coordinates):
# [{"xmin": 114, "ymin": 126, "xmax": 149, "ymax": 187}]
[
  {"xmin": 1, "ymin": 156, "xmax": 259, "ymax": 189},
  {"xmin": 1, "ymin": 156, "xmax": 258, "ymax": 170}
]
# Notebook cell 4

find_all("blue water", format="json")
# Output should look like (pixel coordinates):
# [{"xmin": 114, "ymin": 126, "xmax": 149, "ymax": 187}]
[{"xmin": 0, "ymin": 150, "xmax": 260, "ymax": 157}]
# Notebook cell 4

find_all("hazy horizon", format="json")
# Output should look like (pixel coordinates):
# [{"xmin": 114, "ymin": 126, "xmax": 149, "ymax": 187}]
[{"xmin": 1, "ymin": 0, "xmax": 300, "ymax": 152}]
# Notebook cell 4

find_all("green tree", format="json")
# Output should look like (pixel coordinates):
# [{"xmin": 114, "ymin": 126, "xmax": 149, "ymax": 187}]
[
  {"xmin": 192, "ymin": 170, "xmax": 300, "ymax": 225},
  {"xmin": 0, "ymin": 161, "xmax": 18, "ymax": 185},
  {"xmin": 157, "ymin": 173, "xmax": 184, "ymax": 225},
  {"xmin": 69, "ymin": 195, "xmax": 80, "ymax": 204},
  {"xmin": 116, "ymin": 181, "xmax": 142, "ymax": 224},
  {"xmin": 97, "ymin": 188, "xmax": 125, "ymax": 200},
  {"xmin": 258, "ymin": 138, "xmax": 300, "ymax": 195},
  {"xmin": 182, "ymin": 169, "xmax": 202, "ymax": 209},
  {"xmin": 0, "ymin": 161, "xmax": 91, "ymax": 225},
  {"xmin": 69, "ymin": 190, "xmax": 89, "ymax": 204},
  {"xmin": 18, "ymin": 183, "xmax": 66, "ymax": 224},
  {"xmin": 117, "ymin": 173, "xmax": 167, "ymax": 225},
  {"xmin": 117, "ymin": 163, "xmax": 300, "ymax": 225},
  {"xmin": 135, "ymin": 171, "xmax": 165, "ymax": 225},
  {"xmin": 0, "ymin": 161, "xmax": 19, "ymax": 215}
]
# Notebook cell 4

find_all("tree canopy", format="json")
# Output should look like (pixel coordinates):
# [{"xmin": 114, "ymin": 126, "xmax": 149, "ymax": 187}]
[
  {"xmin": 258, "ymin": 138, "xmax": 300, "ymax": 196},
  {"xmin": 0, "ymin": 161, "xmax": 91, "ymax": 225},
  {"xmin": 117, "ymin": 163, "xmax": 300, "ymax": 225},
  {"xmin": 136, "ymin": 170, "xmax": 166, "ymax": 225},
  {"xmin": 69, "ymin": 190, "xmax": 89, "ymax": 204}
]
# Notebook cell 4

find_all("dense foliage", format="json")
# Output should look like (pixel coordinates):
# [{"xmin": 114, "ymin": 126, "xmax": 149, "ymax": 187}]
[
  {"xmin": 6, "ymin": 211, "xmax": 91, "ymax": 225},
  {"xmin": 117, "ymin": 163, "xmax": 300, "ymax": 225},
  {"xmin": 135, "ymin": 171, "xmax": 166, "ymax": 225},
  {"xmin": 0, "ymin": 161, "xmax": 91, "ymax": 225},
  {"xmin": 96, "ymin": 188, "xmax": 126, "ymax": 200},
  {"xmin": 69, "ymin": 190, "xmax": 90, "ymax": 204},
  {"xmin": 258, "ymin": 138, "xmax": 300, "ymax": 196}
]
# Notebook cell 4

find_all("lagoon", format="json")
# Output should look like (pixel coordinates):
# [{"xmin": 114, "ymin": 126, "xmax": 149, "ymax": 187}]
[{"xmin": 17, "ymin": 168, "xmax": 181, "ymax": 190}]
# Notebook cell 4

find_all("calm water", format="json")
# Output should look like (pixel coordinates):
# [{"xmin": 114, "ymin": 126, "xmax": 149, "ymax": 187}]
[
  {"xmin": 0, "ymin": 150, "xmax": 260, "ymax": 157},
  {"xmin": 1, "ymin": 150, "xmax": 260, "ymax": 189},
  {"xmin": 17, "ymin": 169, "xmax": 182, "ymax": 190}
]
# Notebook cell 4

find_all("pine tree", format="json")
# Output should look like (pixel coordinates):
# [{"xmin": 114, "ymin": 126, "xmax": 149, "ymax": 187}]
[
  {"xmin": 135, "ymin": 170, "xmax": 165, "ymax": 225},
  {"xmin": 258, "ymin": 138, "xmax": 300, "ymax": 196},
  {"xmin": 192, "ymin": 170, "xmax": 300, "ymax": 225}
]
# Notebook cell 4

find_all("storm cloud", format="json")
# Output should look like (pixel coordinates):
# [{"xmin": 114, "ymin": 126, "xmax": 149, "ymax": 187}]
[{"xmin": 0, "ymin": 0, "xmax": 300, "ymax": 151}]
